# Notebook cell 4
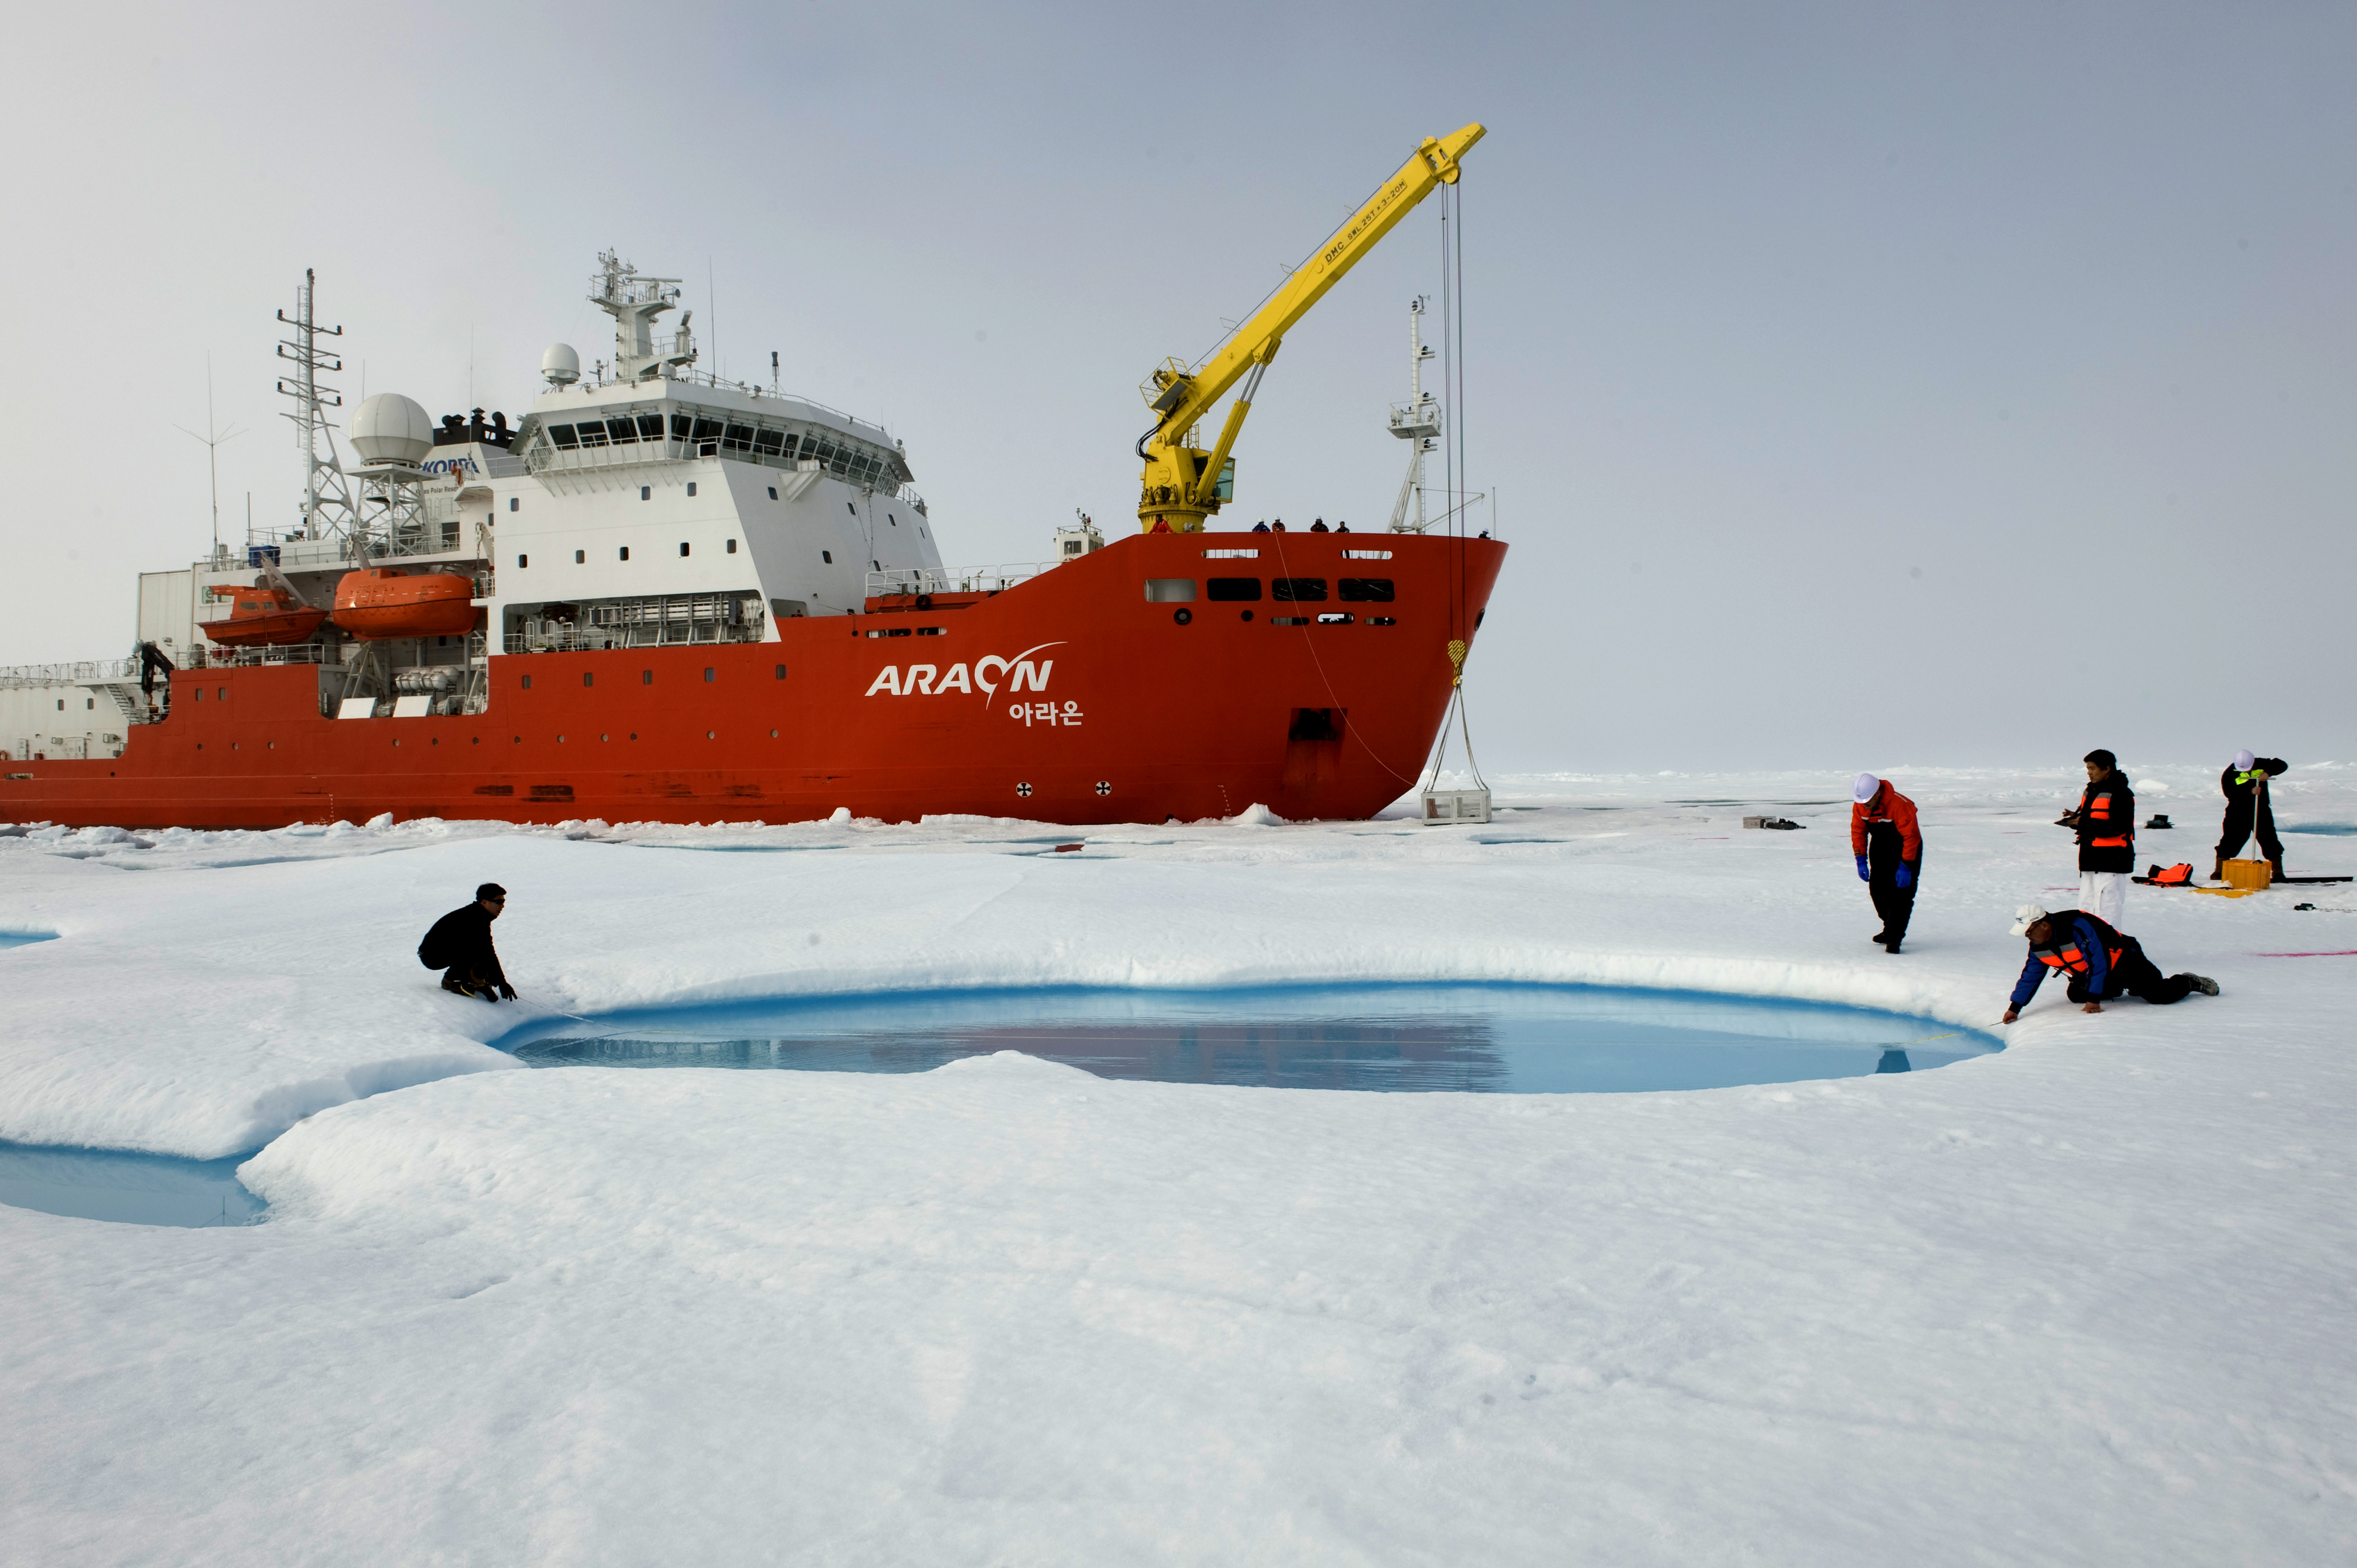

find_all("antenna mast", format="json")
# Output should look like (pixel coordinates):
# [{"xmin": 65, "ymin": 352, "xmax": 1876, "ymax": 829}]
[
  {"xmin": 174, "ymin": 351, "xmax": 244, "ymax": 561},
  {"xmin": 1387, "ymin": 297, "xmax": 1442, "ymax": 532},
  {"xmin": 276, "ymin": 268, "xmax": 359, "ymax": 549}
]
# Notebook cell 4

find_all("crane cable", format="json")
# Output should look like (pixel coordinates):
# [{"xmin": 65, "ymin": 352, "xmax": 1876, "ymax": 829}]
[{"xmin": 1420, "ymin": 180, "xmax": 1487, "ymax": 801}]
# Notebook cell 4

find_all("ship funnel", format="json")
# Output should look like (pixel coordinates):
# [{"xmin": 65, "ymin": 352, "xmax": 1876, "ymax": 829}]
[
  {"xmin": 349, "ymin": 393, "xmax": 434, "ymax": 468},
  {"xmin": 542, "ymin": 342, "xmax": 581, "ymax": 387}
]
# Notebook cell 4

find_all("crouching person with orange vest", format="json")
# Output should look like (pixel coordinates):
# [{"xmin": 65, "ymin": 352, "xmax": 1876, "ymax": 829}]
[
  {"xmin": 1999, "ymin": 903, "xmax": 2217, "ymax": 1023},
  {"xmin": 1850, "ymin": 774, "xmax": 1922, "ymax": 954}
]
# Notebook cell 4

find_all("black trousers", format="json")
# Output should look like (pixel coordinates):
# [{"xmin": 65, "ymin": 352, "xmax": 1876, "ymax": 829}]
[
  {"xmin": 2216, "ymin": 802, "xmax": 2282, "ymax": 862},
  {"xmin": 2067, "ymin": 942, "xmax": 2195, "ymax": 1006},
  {"xmin": 1867, "ymin": 820, "xmax": 1915, "ymax": 943}
]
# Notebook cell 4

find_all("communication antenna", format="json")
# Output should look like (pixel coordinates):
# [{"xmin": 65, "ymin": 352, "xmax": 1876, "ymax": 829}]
[
  {"xmin": 173, "ymin": 351, "xmax": 244, "ymax": 556},
  {"xmin": 771, "ymin": 350, "xmax": 779, "ymax": 394},
  {"xmin": 276, "ymin": 268, "xmax": 359, "ymax": 547}
]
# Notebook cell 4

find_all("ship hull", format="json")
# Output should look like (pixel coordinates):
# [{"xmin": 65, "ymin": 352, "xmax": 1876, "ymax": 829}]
[{"xmin": 2, "ymin": 535, "xmax": 1505, "ymax": 829}]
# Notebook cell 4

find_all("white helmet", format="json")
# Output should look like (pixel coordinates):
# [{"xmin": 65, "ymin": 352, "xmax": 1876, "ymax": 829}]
[
  {"xmin": 2008, "ymin": 902, "xmax": 2050, "ymax": 937},
  {"xmin": 2234, "ymin": 749, "xmax": 2255, "ymax": 771},
  {"xmin": 1853, "ymin": 772, "xmax": 1881, "ymax": 804}
]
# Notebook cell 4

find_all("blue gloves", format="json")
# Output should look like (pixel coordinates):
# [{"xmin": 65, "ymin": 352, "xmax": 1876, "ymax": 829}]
[
  {"xmin": 1894, "ymin": 862, "xmax": 1914, "ymax": 889},
  {"xmin": 1855, "ymin": 856, "xmax": 1870, "ymax": 882}
]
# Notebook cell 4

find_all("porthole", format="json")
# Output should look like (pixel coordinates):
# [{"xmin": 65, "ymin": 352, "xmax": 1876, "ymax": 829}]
[
  {"xmin": 558, "ymin": 735, "xmax": 565, "ymax": 743},
  {"xmin": 601, "ymin": 734, "xmax": 609, "ymax": 742},
  {"xmin": 472, "ymin": 736, "xmax": 480, "ymax": 745},
  {"xmin": 640, "ymin": 486, "xmax": 651, "ymax": 501},
  {"xmin": 509, "ymin": 497, "xmax": 519, "ymax": 512},
  {"xmin": 642, "ymin": 670, "xmax": 653, "ymax": 684},
  {"xmin": 770, "ymin": 728, "xmax": 778, "ymax": 738},
  {"xmin": 774, "ymin": 663, "xmax": 786, "ymax": 679},
  {"xmin": 767, "ymin": 486, "xmax": 778, "ymax": 500},
  {"xmin": 822, "ymin": 550, "xmax": 832, "ymax": 564},
  {"xmin": 704, "ymin": 667, "xmax": 715, "ymax": 683},
  {"xmin": 620, "ymin": 546, "xmax": 630, "ymax": 561},
  {"xmin": 726, "ymin": 539, "xmax": 737, "ymax": 554},
  {"xmin": 518, "ymin": 553, "xmax": 529, "ymax": 568},
  {"xmin": 680, "ymin": 541, "xmax": 690, "ymax": 557},
  {"xmin": 521, "ymin": 674, "xmax": 532, "ymax": 690},
  {"xmin": 846, "ymin": 502, "xmax": 856, "ymax": 516},
  {"xmin": 1240, "ymin": 610, "xmax": 1254, "ymax": 622},
  {"xmin": 1173, "ymin": 608, "xmax": 1192, "ymax": 625},
  {"xmin": 575, "ymin": 550, "xmax": 585, "ymax": 564},
  {"xmin": 687, "ymin": 482, "xmax": 697, "ymax": 497},
  {"xmin": 706, "ymin": 730, "xmax": 716, "ymax": 739}
]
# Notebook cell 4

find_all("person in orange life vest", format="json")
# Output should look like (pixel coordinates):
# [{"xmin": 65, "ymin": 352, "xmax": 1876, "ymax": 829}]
[
  {"xmin": 1849, "ymin": 773, "xmax": 1922, "ymax": 954},
  {"xmin": 2212, "ymin": 749, "xmax": 2288, "ymax": 884},
  {"xmin": 2059, "ymin": 749, "xmax": 2134, "ymax": 928},
  {"xmin": 1999, "ymin": 903, "xmax": 2216, "ymax": 1023}
]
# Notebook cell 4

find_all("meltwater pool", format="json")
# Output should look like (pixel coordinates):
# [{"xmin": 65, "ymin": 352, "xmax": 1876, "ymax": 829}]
[{"xmin": 506, "ymin": 983, "xmax": 2000, "ymax": 1094}]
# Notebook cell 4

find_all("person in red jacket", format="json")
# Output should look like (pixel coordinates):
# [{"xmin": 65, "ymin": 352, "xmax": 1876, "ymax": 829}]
[{"xmin": 1850, "ymin": 773, "xmax": 1922, "ymax": 954}]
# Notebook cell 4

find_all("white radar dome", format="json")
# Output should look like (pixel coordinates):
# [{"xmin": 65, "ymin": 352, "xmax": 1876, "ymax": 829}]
[
  {"xmin": 541, "ymin": 342, "xmax": 581, "ymax": 386},
  {"xmin": 348, "ymin": 393, "xmax": 434, "ymax": 467}
]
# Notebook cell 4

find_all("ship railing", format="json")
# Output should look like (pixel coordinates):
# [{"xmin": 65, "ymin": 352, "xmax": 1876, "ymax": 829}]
[
  {"xmin": 864, "ymin": 562, "xmax": 1050, "ymax": 600},
  {"xmin": 0, "ymin": 657, "xmax": 142, "ymax": 691},
  {"xmin": 183, "ymin": 642, "xmax": 337, "ymax": 671}
]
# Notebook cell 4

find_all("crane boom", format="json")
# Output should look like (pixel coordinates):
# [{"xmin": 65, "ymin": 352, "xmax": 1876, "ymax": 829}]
[{"xmin": 1134, "ymin": 123, "xmax": 1486, "ymax": 534}]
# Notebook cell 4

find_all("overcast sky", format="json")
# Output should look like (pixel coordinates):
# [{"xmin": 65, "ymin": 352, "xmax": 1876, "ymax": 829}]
[{"xmin": 2, "ymin": 2, "xmax": 2348, "ymax": 776}]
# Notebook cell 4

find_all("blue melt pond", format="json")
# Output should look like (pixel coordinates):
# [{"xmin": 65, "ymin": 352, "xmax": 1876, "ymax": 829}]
[
  {"xmin": 2284, "ymin": 823, "xmax": 2357, "ymax": 836},
  {"xmin": 0, "ymin": 1141, "xmax": 266, "ymax": 1228},
  {"xmin": 506, "ymin": 983, "xmax": 2000, "ymax": 1094},
  {"xmin": 1, "ymin": 930, "xmax": 57, "ymax": 950}
]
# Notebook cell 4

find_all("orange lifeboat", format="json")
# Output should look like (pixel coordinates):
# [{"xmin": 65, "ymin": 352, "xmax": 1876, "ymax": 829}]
[
  {"xmin": 333, "ymin": 568, "xmax": 479, "ymax": 640},
  {"xmin": 201, "ymin": 585, "xmax": 330, "ymax": 647}
]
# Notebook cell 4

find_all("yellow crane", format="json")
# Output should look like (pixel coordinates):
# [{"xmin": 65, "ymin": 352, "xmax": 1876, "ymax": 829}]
[{"xmin": 1134, "ymin": 123, "xmax": 1486, "ymax": 534}]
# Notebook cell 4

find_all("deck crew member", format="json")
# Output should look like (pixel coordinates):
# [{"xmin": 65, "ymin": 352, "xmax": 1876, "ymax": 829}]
[
  {"xmin": 2063, "ymin": 750, "xmax": 2134, "ymax": 927},
  {"xmin": 2213, "ymin": 750, "xmax": 2288, "ymax": 885},
  {"xmin": 2000, "ymin": 903, "xmax": 2216, "ymax": 1022},
  {"xmin": 1850, "ymin": 773, "xmax": 1922, "ymax": 954},
  {"xmin": 419, "ymin": 883, "xmax": 518, "ymax": 1002}
]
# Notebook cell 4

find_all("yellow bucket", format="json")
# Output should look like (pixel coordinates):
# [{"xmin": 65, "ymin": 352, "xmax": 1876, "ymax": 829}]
[{"xmin": 2221, "ymin": 858, "xmax": 2273, "ymax": 892}]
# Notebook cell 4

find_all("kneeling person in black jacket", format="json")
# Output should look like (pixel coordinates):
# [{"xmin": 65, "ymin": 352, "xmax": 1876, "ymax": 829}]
[
  {"xmin": 419, "ymin": 882, "xmax": 517, "ymax": 1002},
  {"xmin": 1999, "ymin": 902, "xmax": 2214, "ymax": 1023}
]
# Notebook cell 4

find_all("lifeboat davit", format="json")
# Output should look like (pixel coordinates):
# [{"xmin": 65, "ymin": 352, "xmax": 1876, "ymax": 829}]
[
  {"xmin": 201, "ymin": 585, "xmax": 330, "ymax": 647},
  {"xmin": 333, "ymin": 568, "xmax": 479, "ymax": 640}
]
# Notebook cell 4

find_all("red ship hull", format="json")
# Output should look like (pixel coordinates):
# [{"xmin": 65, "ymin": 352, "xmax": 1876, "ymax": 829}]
[{"xmin": 2, "ymin": 535, "xmax": 1505, "ymax": 829}]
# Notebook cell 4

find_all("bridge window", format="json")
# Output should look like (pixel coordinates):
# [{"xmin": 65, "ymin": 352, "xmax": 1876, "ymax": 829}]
[
  {"xmin": 1272, "ymin": 578, "xmax": 1328, "ymax": 602},
  {"xmin": 754, "ymin": 427, "xmax": 785, "ymax": 456},
  {"xmin": 548, "ymin": 425, "xmax": 579, "ymax": 450},
  {"xmin": 1337, "ymin": 578, "xmax": 1394, "ymax": 602},
  {"xmin": 1207, "ymin": 578, "xmax": 1262, "ymax": 601},
  {"xmin": 605, "ymin": 418, "xmax": 638, "ymax": 445},
  {"xmin": 670, "ymin": 414, "xmax": 692, "ymax": 441},
  {"xmin": 636, "ymin": 414, "xmax": 665, "ymax": 441},
  {"xmin": 690, "ymin": 418, "xmax": 722, "ymax": 445},
  {"xmin": 723, "ymin": 424, "xmax": 755, "ymax": 452}
]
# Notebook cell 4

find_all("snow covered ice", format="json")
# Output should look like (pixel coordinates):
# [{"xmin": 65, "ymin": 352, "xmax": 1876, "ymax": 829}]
[{"xmin": 3, "ymin": 764, "xmax": 2354, "ymax": 1563}]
